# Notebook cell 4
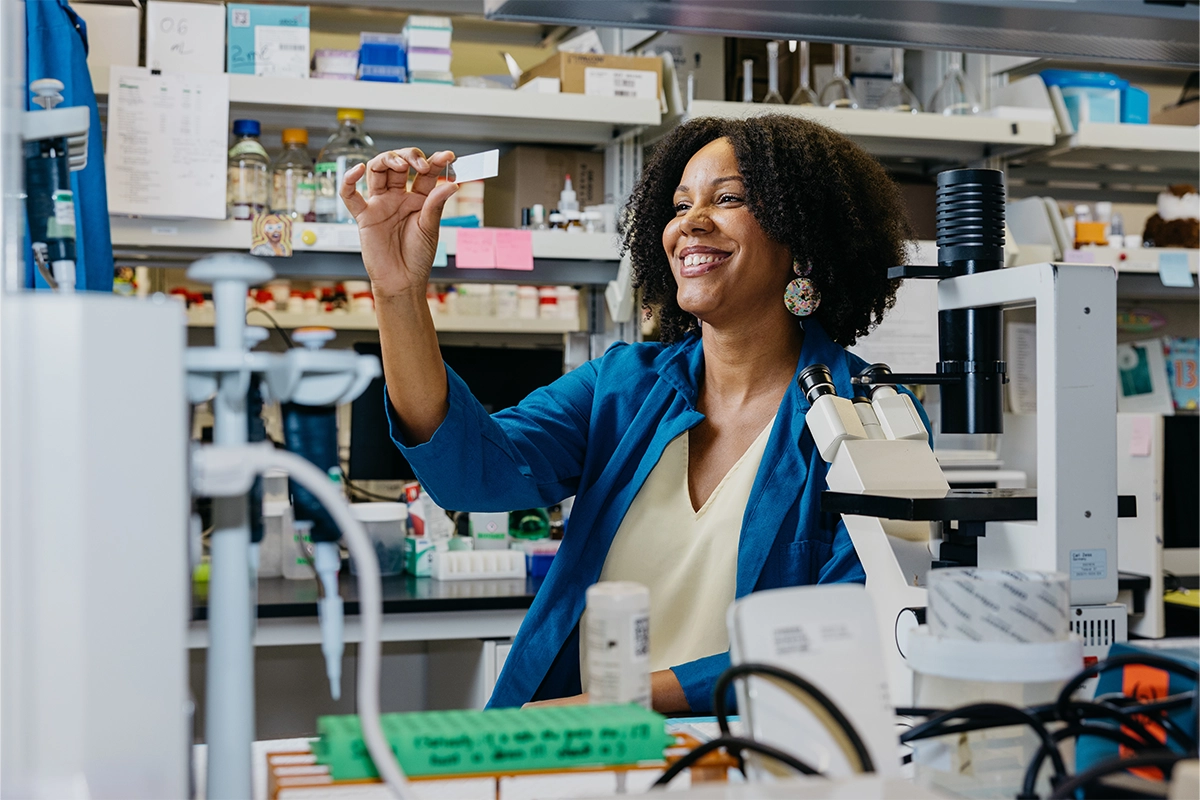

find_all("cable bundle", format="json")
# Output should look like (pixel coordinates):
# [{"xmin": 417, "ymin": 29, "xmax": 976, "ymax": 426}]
[{"xmin": 656, "ymin": 652, "xmax": 1198, "ymax": 798}]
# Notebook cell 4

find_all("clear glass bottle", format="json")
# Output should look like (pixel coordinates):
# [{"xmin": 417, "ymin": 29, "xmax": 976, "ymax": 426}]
[
  {"xmin": 763, "ymin": 41, "xmax": 785, "ymax": 104},
  {"xmin": 270, "ymin": 128, "xmax": 316, "ymax": 221},
  {"xmin": 741, "ymin": 58, "xmax": 754, "ymax": 103},
  {"xmin": 819, "ymin": 44, "xmax": 859, "ymax": 109},
  {"xmin": 879, "ymin": 48, "xmax": 922, "ymax": 113},
  {"xmin": 314, "ymin": 108, "xmax": 375, "ymax": 223},
  {"xmin": 929, "ymin": 52, "xmax": 980, "ymax": 116},
  {"xmin": 227, "ymin": 119, "xmax": 269, "ymax": 220},
  {"xmin": 788, "ymin": 40, "xmax": 818, "ymax": 106}
]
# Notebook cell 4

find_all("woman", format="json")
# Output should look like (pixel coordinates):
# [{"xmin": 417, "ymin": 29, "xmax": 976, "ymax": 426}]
[{"xmin": 342, "ymin": 114, "xmax": 921, "ymax": 713}]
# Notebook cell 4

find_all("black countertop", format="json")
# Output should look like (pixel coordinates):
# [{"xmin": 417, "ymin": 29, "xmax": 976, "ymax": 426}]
[{"xmin": 192, "ymin": 574, "xmax": 544, "ymax": 621}]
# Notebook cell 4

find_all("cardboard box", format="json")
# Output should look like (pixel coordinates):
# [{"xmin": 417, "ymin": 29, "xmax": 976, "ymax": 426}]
[
  {"xmin": 483, "ymin": 146, "xmax": 605, "ymax": 229},
  {"xmin": 519, "ymin": 52, "xmax": 662, "ymax": 100},
  {"xmin": 1152, "ymin": 101, "xmax": 1200, "ymax": 126},
  {"xmin": 227, "ymin": 4, "xmax": 310, "ymax": 78}
]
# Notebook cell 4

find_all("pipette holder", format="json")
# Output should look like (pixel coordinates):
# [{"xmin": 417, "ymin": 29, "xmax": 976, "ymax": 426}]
[{"xmin": 184, "ymin": 253, "xmax": 379, "ymax": 799}]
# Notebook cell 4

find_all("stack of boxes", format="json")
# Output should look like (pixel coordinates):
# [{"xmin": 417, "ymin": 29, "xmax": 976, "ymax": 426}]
[{"xmin": 404, "ymin": 16, "xmax": 454, "ymax": 85}]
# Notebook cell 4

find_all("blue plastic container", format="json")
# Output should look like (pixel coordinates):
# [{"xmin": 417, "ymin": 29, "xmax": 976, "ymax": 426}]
[
  {"xmin": 1041, "ymin": 69, "xmax": 1132, "ymax": 127},
  {"xmin": 1121, "ymin": 86, "xmax": 1150, "ymax": 124}
]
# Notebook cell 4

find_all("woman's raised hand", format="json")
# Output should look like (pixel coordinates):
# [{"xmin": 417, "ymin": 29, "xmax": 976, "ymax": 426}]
[{"xmin": 340, "ymin": 147, "xmax": 457, "ymax": 298}]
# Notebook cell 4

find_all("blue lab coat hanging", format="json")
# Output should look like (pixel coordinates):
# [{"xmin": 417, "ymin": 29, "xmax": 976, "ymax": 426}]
[{"xmin": 25, "ymin": 0, "xmax": 114, "ymax": 292}]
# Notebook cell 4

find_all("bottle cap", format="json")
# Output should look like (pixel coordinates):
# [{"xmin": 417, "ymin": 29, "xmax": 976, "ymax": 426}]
[
  {"xmin": 282, "ymin": 128, "xmax": 309, "ymax": 145},
  {"xmin": 336, "ymin": 108, "xmax": 365, "ymax": 122},
  {"xmin": 232, "ymin": 119, "xmax": 261, "ymax": 137}
]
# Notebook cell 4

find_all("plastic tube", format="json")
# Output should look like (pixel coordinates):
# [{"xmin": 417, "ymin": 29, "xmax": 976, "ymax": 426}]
[{"xmin": 247, "ymin": 447, "xmax": 413, "ymax": 799}]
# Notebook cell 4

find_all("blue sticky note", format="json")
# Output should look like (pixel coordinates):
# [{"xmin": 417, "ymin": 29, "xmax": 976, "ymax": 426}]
[
  {"xmin": 1159, "ymin": 252, "xmax": 1195, "ymax": 288},
  {"xmin": 432, "ymin": 241, "xmax": 448, "ymax": 268}
]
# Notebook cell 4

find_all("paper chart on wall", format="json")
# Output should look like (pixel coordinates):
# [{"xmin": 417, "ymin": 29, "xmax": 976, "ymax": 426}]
[
  {"xmin": 105, "ymin": 67, "xmax": 229, "ymax": 219},
  {"xmin": 848, "ymin": 279, "xmax": 939, "ymax": 376}
]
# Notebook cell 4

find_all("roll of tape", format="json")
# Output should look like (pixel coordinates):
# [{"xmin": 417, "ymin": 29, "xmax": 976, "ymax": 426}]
[{"xmin": 927, "ymin": 568, "xmax": 1069, "ymax": 643}]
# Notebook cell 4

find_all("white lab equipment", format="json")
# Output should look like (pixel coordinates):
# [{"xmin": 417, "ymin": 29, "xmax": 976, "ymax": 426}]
[
  {"xmin": 812, "ymin": 168, "xmax": 1127, "ymax": 708},
  {"xmin": 727, "ymin": 584, "xmax": 898, "ymax": 780}
]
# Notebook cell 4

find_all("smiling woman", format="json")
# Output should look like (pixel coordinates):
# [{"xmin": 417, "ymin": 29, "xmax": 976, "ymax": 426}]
[
  {"xmin": 623, "ymin": 114, "xmax": 913, "ymax": 346},
  {"xmin": 347, "ymin": 113, "xmax": 926, "ymax": 716}
]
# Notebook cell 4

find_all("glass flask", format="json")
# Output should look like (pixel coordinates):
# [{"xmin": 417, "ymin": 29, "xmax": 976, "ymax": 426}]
[
  {"xmin": 879, "ymin": 48, "xmax": 922, "ymax": 113},
  {"xmin": 788, "ymin": 40, "xmax": 818, "ymax": 106},
  {"xmin": 819, "ymin": 44, "xmax": 859, "ymax": 109},
  {"xmin": 763, "ymin": 41, "xmax": 785, "ymax": 104},
  {"xmin": 929, "ymin": 52, "xmax": 980, "ymax": 116},
  {"xmin": 742, "ymin": 58, "xmax": 754, "ymax": 103}
]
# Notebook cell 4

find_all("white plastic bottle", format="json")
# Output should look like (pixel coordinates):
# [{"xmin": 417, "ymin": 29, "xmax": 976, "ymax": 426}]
[
  {"xmin": 559, "ymin": 174, "xmax": 579, "ymax": 213},
  {"xmin": 586, "ymin": 581, "xmax": 651, "ymax": 708}
]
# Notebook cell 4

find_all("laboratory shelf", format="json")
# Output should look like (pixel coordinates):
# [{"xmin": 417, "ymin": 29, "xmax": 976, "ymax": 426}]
[
  {"xmin": 187, "ymin": 307, "xmax": 583, "ymax": 334},
  {"xmin": 226, "ymin": 74, "xmax": 661, "ymax": 146},
  {"xmin": 110, "ymin": 217, "xmax": 623, "ymax": 283},
  {"xmin": 1007, "ymin": 122, "xmax": 1200, "ymax": 201},
  {"xmin": 648, "ymin": 101, "xmax": 1057, "ymax": 163},
  {"xmin": 1065, "ymin": 247, "xmax": 1199, "ymax": 275},
  {"xmin": 109, "ymin": 217, "xmax": 620, "ymax": 260}
]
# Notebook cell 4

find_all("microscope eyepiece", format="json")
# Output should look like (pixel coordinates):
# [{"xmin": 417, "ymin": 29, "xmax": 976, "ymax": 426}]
[{"xmin": 798, "ymin": 364, "xmax": 836, "ymax": 404}]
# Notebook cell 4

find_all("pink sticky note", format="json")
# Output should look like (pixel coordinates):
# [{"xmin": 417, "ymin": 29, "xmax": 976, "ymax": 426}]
[
  {"xmin": 1129, "ymin": 416, "xmax": 1152, "ymax": 457},
  {"xmin": 1064, "ymin": 249, "xmax": 1095, "ymax": 263},
  {"xmin": 456, "ymin": 228, "xmax": 497, "ymax": 268},
  {"xmin": 494, "ymin": 229, "xmax": 534, "ymax": 271}
]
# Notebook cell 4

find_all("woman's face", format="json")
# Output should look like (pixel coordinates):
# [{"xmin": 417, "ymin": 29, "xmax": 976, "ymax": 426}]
[{"xmin": 662, "ymin": 137, "xmax": 792, "ymax": 329}]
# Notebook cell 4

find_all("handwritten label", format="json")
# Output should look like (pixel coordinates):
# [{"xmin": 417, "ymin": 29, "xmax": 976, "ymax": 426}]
[
  {"xmin": 146, "ymin": 1, "xmax": 225, "ymax": 74},
  {"xmin": 494, "ymin": 229, "xmax": 534, "ymax": 271},
  {"xmin": 455, "ymin": 228, "xmax": 497, "ymax": 269}
]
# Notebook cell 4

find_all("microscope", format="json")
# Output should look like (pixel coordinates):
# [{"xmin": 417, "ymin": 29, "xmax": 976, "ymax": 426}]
[{"xmin": 806, "ymin": 168, "xmax": 1132, "ymax": 705}]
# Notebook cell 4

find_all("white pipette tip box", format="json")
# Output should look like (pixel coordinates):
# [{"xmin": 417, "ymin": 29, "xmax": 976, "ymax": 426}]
[{"xmin": 431, "ymin": 549, "xmax": 526, "ymax": 581}]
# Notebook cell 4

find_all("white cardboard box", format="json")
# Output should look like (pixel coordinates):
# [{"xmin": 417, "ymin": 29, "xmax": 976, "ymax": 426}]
[{"xmin": 72, "ymin": 2, "xmax": 141, "ymax": 93}]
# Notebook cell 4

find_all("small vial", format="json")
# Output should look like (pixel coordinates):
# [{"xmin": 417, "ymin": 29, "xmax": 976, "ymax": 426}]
[
  {"xmin": 531, "ymin": 204, "xmax": 547, "ymax": 231},
  {"xmin": 520, "ymin": 207, "xmax": 532, "ymax": 230}
]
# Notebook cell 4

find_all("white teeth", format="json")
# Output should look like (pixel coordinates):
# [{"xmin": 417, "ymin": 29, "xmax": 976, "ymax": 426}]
[{"xmin": 682, "ymin": 253, "xmax": 724, "ymax": 267}]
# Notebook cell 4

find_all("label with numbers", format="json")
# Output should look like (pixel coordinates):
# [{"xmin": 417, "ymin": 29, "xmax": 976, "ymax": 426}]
[
  {"xmin": 1070, "ymin": 549, "xmax": 1108, "ymax": 581},
  {"xmin": 583, "ymin": 67, "xmax": 658, "ymax": 100}
]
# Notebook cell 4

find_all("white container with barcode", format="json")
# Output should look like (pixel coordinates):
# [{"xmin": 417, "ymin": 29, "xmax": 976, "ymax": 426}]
[{"xmin": 586, "ymin": 581, "xmax": 651, "ymax": 709}]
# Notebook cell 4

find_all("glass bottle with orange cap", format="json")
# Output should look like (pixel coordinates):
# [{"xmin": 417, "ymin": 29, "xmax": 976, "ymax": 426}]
[{"xmin": 270, "ymin": 128, "xmax": 316, "ymax": 222}]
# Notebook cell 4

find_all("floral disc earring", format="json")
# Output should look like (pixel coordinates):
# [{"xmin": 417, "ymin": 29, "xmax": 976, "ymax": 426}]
[{"xmin": 784, "ymin": 259, "xmax": 820, "ymax": 317}]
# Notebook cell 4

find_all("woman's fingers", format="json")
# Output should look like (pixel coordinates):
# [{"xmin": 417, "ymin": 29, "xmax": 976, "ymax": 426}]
[
  {"xmin": 339, "ymin": 162, "xmax": 369, "ymax": 218},
  {"xmin": 417, "ymin": 180, "xmax": 460, "ymax": 238},
  {"xmin": 410, "ymin": 150, "xmax": 456, "ymax": 197}
]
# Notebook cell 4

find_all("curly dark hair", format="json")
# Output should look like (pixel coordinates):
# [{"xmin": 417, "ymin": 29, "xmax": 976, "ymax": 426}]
[{"xmin": 619, "ymin": 114, "xmax": 914, "ymax": 346}]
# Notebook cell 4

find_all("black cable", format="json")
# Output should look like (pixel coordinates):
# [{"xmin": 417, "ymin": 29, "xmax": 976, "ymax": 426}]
[
  {"xmin": 1056, "ymin": 654, "xmax": 1200, "ymax": 728},
  {"xmin": 1099, "ymin": 695, "xmax": 1198, "ymax": 753},
  {"xmin": 895, "ymin": 707, "xmax": 944, "ymax": 717},
  {"xmin": 900, "ymin": 702, "xmax": 1066, "ymax": 786},
  {"xmin": 712, "ymin": 662, "xmax": 875, "ymax": 774},
  {"xmin": 651, "ymin": 735, "xmax": 821, "ymax": 788},
  {"xmin": 1059, "ymin": 701, "xmax": 1160, "ymax": 749},
  {"xmin": 1022, "ymin": 724, "xmax": 1154, "ymax": 799},
  {"xmin": 1047, "ymin": 750, "xmax": 1184, "ymax": 799},
  {"xmin": 246, "ymin": 307, "xmax": 295, "ymax": 349}
]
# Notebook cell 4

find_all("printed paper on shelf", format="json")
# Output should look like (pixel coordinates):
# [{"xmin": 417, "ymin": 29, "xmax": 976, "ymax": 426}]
[
  {"xmin": 495, "ymin": 229, "xmax": 534, "ymax": 271},
  {"xmin": 456, "ymin": 228, "xmax": 497, "ymax": 268},
  {"xmin": 105, "ymin": 67, "xmax": 229, "ymax": 219},
  {"xmin": 584, "ymin": 67, "xmax": 658, "ymax": 100}
]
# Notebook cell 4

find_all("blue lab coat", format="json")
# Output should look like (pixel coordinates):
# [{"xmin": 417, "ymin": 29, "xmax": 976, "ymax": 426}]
[
  {"xmin": 388, "ymin": 320, "xmax": 929, "ymax": 712},
  {"xmin": 25, "ymin": 0, "xmax": 113, "ymax": 292}
]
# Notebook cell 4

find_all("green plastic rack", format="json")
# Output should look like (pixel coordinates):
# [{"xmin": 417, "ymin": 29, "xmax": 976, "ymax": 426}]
[{"xmin": 312, "ymin": 704, "xmax": 673, "ymax": 781}]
